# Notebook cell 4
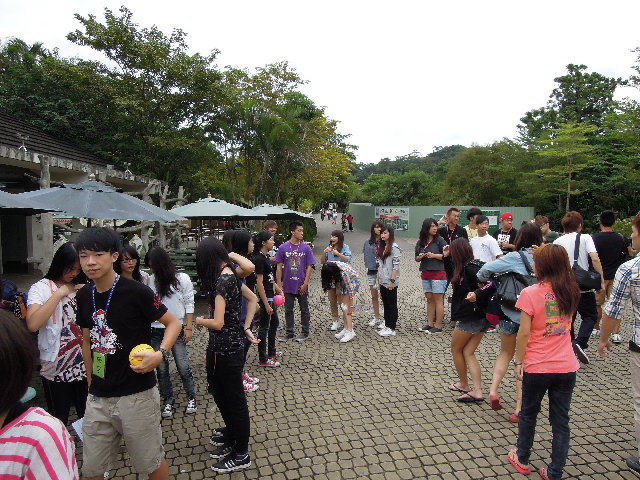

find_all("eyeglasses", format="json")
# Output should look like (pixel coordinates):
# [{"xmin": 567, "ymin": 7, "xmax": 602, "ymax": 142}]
[{"xmin": 121, "ymin": 258, "xmax": 136, "ymax": 263}]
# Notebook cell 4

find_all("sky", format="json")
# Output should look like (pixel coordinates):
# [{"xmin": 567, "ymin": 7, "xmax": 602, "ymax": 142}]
[{"xmin": 3, "ymin": 1, "xmax": 640, "ymax": 164}]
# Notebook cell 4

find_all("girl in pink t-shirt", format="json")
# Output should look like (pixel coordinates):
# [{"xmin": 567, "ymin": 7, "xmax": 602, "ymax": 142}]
[{"xmin": 508, "ymin": 244, "xmax": 581, "ymax": 480}]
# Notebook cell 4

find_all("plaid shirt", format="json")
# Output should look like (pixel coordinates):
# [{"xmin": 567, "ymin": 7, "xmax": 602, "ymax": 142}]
[
  {"xmin": 334, "ymin": 261, "xmax": 361, "ymax": 297},
  {"xmin": 604, "ymin": 256, "xmax": 640, "ymax": 347}
]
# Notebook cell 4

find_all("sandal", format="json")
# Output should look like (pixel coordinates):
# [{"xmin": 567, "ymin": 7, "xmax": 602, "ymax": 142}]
[
  {"xmin": 447, "ymin": 383, "xmax": 470, "ymax": 394},
  {"xmin": 490, "ymin": 394, "xmax": 503, "ymax": 411},
  {"xmin": 509, "ymin": 412, "xmax": 520, "ymax": 423},
  {"xmin": 507, "ymin": 448, "xmax": 531, "ymax": 475},
  {"xmin": 538, "ymin": 467, "xmax": 549, "ymax": 480},
  {"xmin": 456, "ymin": 392, "xmax": 484, "ymax": 403}
]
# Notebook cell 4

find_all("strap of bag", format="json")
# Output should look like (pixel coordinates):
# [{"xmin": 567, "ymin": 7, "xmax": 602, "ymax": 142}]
[
  {"xmin": 518, "ymin": 250, "xmax": 534, "ymax": 275},
  {"xmin": 573, "ymin": 233, "xmax": 581, "ymax": 267}
]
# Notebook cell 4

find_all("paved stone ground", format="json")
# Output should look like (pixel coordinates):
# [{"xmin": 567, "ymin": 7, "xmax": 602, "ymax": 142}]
[{"xmin": 21, "ymin": 218, "xmax": 640, "ymax": 478}]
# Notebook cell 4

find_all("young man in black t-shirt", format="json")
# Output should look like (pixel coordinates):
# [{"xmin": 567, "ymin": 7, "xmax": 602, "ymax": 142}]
[
  {"xmin": 493, "ymin": 212, "xmax": 518, "ymax": 254},
  {"xmin": 592, "ymin": 210, "xmax": 631, "ymax": 343},
  {"xmin": 75, "ymin": 227, "xmax": 181, "ymax": 480}
]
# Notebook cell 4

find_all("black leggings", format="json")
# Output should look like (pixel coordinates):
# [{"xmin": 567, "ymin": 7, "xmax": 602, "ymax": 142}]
[
  {"xmin": 380, "ymin": 286, "xmax": 399, "ymax": 330},
  {"xmin": 207, "ymin": 349, "xmax": 250, "ymax": 454},
  {"xmin": 41, "ymin": 377, "xmax": 88, "ymax": 426}
]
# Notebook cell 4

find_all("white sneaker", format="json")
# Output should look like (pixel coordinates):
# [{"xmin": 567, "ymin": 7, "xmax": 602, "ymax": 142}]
[
  {"xmin": 340, "ymin": 330, "xmax": 356, "ymax": 342},
  {"xmin": 330, "ymin": 321, "xmax": 340, "ymax": 331},
  {"xmin": 161, "ymin": 403, "xmax": 173, "ymax": 418},
  {"xmin": 367, "ymin": 317, "xmax": 379, "ymax": 327},
  {"xmin": 379, "ymin": 327, "xmax": 396, "ymax": 337},
  {"xmin": 377, "ymin": 321, "xmax": 387, "ymax": 329},
  {"xmin": 612, "ymin": 333, "xmax": 622, "ymax": 344},
  {"xmin": 186, "ymin": 398, "xmax": 197, "ymax": 414},
  {"xmin": 592, "ymin": 329, "xmax": 601, "ymax": 337},
  {"xmin": 334, "ymin": 328, "xmax": 347, "ymax": 339}
]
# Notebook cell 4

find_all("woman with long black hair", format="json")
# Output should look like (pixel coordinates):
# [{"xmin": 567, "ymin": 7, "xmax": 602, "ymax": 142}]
[
  {"xmin": 26, "ymin": 242, "xmax": 87, "ymax": 427},
  {"xmin": 196, "ymin": 237, "xmax": 259, "ymax": 473},
  {"xmin": 508, "ymin": 244, "xmax": 581, "ymax": 480},
  {"xmin": 320, "ymin": 229, "xmax": 352, "ymax": 332},
  {"xmin": 364, "ymin": 220, "xmax": 383, "ymax": 327},
  {"xmin": 377, "ymin": 226, "xmax": 402, "ymax": 337},
  {"xmin": 114, "ymin": 244, "xmax": 150, "ymax": 285},
  {"xmin": 145, "ymin": 246, "xmax": 197, "ymax": 418}
]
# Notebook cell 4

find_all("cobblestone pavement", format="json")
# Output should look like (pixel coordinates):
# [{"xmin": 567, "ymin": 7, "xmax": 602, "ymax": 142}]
[{"xmin": 28, "ymin": 218, "xmax": 640, "ymax": 478}]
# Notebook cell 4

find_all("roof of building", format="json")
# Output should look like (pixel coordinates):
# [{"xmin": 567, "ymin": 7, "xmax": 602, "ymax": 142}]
[{"xmin": 0, "ymin": 108, "xmax": 109, "ymax": 167}]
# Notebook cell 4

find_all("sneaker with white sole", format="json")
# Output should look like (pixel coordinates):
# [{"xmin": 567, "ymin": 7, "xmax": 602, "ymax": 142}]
[
  {"xmin": 418, "ymin": 324, "xmax": 433, "ymax": 332},
  {"xmin": 258, "ymin": 359, "xmax": 280, "ymax": 367},
  {"xmin": 209, "ymin": 444, "xmax": 233, "ymax": 460},
  {"xmin": 243, "ymin": 381, "xmax": 259, "ymax": 392},
  {"xmin": 573, "ymin": 343, "xmax": 589, "ymax": 364},
  {"xmin": 161, "ymin": 403, "xmax": 173, "ymax": 418},
  {"xmin": 211, "ymin": 453, "xmax": 251, "ymax": 473},
  {"xmin": 377, "ymin": 322, "xmax": 387, "ymax": 329},
  {"xmin": 378, "ymin": 327, "xmax": 396, "ymax": 337},
  {"xmin": 612, "ymin": 333, "xmax": 622, "ymax": 344},
  {"xmin": 185, "ymin": 398, "xmax": 197, "ymax": 414},
  {"xmin": 334, "ymin": 328, "xmax": 347, "ymax": 339},
  {"xmin": 242, "ymin": 371, "xmax": 259, "ymax": 384},
  {"xmin": 329, "ymin": 321, "xmax": 340, "ymax": 331},
  {"xmin": 367, "ymin": 317, "xmax": 380, "ymax": 327},
  {"xmin": 340, "ymin": 330, "xmax": 356, "ymax": 343},
  {"xmin": 592, "ymin": 329, "xmax": 601, "ymax": 337}
]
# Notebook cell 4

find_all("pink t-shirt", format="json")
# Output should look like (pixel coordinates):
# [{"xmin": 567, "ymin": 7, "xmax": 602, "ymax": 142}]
[{"xmin": 515, "ymin": 283, "xmax": 580, "ymax": 374}]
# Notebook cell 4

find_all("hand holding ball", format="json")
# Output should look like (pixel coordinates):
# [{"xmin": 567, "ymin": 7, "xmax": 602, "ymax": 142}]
[
  {"xmin": 129, "ymin": 344, "xmax": 155, "ymax": 366},
  {"xmin": 273, "ymin": 294, "xmax": 285, "ymax": 306}
]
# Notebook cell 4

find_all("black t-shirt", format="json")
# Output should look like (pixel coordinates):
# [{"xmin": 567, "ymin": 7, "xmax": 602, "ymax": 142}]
[
  {"xmin": 76, "ymin": 276, "xmax": 167, "ymax": 397},
  {"xmin": 207, "ymin": 273, "xmax": 244, "ymax": 354},
  {"xmin": 254, "ymin": 252, "xmax": 275, "ymax": 298},
  {"xmin": 438, "ymin": 225, "xmax": 469, "ymax": 279},
  {"xmin": 592, "ymin": 231, "xmax": 629, "ymax": 279},
  {"xmin": 493, "ymin": 228, "xmax": 518, "ymax": 254}
]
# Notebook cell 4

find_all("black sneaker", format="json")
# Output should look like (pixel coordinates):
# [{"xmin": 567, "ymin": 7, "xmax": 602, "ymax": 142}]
[
  {"xmin": 211, "ymin": 454, "xmax": 251, "ymax": 473},
  {"xmin": 212, "ymin": 426, "xmax": 227, "ymax": 436},
  {"xmin": 418, "ymin": 324, "xmax": 433, "ymax": 332},
  {"xmin": 278, "ymin": 333, "xmax": 295, "ymax": 342},
  {"xmin": 210, "ymin": 434, "xmax": 229, "ymax": 446},
  {"xmin": 573, "ymin": 343, "xmax": 589, "ymax": 364},
  {"xmin": 209, "ymin": 444, "xmax": 233, "ymax": 459},
  {"xmin": 428, "ymin": 327, "xmax": 443, "ymax": 334}
]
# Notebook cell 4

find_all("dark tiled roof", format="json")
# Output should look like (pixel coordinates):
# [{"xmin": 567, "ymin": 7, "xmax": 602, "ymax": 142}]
[{"xmin": 0, "ymin": 108, "xmax": 108, "ymax": 167}]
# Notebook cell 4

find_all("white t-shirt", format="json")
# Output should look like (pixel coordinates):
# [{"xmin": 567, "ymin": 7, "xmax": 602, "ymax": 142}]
[
  {"xmin": 470, "ymin": 235, "xmax": 502, "ymax": 264},
  {"xmin": 553, "ymin": 232, "xmax": 597, "ymax": 270},
  {"xmin": 148, "ymin": 272, "xmax": 194, "ymax": 327}
]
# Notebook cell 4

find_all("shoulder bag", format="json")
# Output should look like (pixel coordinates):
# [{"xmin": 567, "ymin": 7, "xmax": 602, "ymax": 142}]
[
  {"xmin": 494, "ymin": 251, "xmax": 537, "ymax": 309},
  {"xmin": 572, "ymin": 233, "xmax": 601, "ymax": 290}
]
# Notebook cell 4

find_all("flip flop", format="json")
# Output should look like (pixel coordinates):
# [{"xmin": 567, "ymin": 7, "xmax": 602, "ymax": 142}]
[
  {"xmin": 447, "ymin": 383, "xmax": 470, "ymax": 394},
  {"xmin": 456, "ymin": 393, "xmax": 484, "ymax": 403},
  {"xmin": 507, "ymin": 448, "xmax": 531, "ymax": 475},
  {"xmin": 538, "ymin": 467, "xmax": 549, "ymax": 480},
  {"xmin": 490, "ymin": 394, "xmax": 503, "ymax": 411}
]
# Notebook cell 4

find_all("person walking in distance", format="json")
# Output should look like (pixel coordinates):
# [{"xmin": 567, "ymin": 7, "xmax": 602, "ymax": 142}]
[
  {"xmin": 276, "ymin": 221, "xmax": 316, "ymax": 342},
  {"xmin": 377, "ymin": 226, "xmax": 402, "ymax": 337}
]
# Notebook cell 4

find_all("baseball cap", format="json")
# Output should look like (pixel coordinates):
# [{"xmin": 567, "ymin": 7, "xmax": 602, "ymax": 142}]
[{"xmin": 500, "ymin": 212, "xmax": 513, "ymax": 220}]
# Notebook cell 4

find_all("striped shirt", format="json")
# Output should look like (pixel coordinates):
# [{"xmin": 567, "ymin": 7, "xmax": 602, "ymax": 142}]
[
  {"xmin": 0, "ymin": 407, "xmax": 78, "ymax": 479},
  {"xmin": 604, "ymin": 256, "xmax": 640, "ymax": 347}
]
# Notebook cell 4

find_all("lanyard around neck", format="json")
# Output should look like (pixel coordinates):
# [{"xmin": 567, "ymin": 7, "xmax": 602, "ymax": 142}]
[{"xmin": 92, "ymin": 274, "xmax": 119, "ymax": 318}]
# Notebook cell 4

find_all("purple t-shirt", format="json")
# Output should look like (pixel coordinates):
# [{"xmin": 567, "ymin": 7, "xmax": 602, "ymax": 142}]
[{"xmin": 275, "ymin": 240, "xmax": 316, "ymax": 294}]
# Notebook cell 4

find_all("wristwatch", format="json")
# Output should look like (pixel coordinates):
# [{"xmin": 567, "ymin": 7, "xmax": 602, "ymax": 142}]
[{"xmin": 158, "ymin": 347, "xmax": 169, "ymax": 362}]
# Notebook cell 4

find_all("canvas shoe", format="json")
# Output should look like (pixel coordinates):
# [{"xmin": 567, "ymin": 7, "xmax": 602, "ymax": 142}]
[
  {"xmin": 340, "ymin": 330, "xmax": 356, "ymax": 343},
  {"xmin": 295, "ymin": 333, "xmax": 309, "ymax": 342},
  {"xmin": 367, "ymin": 317, "xmax": 380, "ymax": 327},
  {"xmin": 377, "ymin": 321, "xmax": 387, "ymax": 329},
  {"xmin": 267, "ymin": 352, "xmax": 283, "ymax": 359},
  {"xmin": 378, "ymin": 327, "xmax": 396, "ymax": 337},
  {"xmin": 185, "ymin": 398, "xmax": 197, "ymax": 414},
  {"xmin": 161, "ymin": 403, "xmax": 173, "ymax": 418},
  {"xmin": 243, "ymin": 381, "xmax": 259, "ymax": 392},
  {"xmin": 612, "ymin": 333, "xmax": 622, "ymax": 344},
  {"xmin": 418, "ymin": 324, "xmax": 433, "ymax": 332},
  {"xmin": 259, "ymin": 359, "xmax": 280, "ymax": 367},
  {"xmin": 573, "ymin": 343, "xmax": 590, "ymax": 364},
  {"xmin": 335, "ymin": 328, "xmax": 347, "ymax": 339},
  {"xmin": 329, "ymin": 321, "xmax": 340, "ymax": 331},
  {"xmin": 211, "ymin": 453, "xmax": 251, "ymax": 473},
  {"xmin": 242, "ymin": 371, "xmax": 259, "ymax": 384}
]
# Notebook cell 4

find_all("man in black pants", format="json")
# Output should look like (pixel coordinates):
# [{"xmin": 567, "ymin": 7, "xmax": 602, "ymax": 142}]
[{"xmin": 437, "ymin": 207, "xmax": 468, "ymax": 327}]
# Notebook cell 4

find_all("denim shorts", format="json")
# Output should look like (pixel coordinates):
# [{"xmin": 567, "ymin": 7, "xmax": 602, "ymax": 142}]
[
  {"xmin": 499, "ymin": 318, "xmax": 519, "ymax": 336},
  {"xmin": 422, "ymin": 279, "xmax": 447, "ymax": 294},
  {"xmin": 456, "ymin": 318, "xmax": 490, "ymax": 334},
  {"xmin": 367, "ymin": 272, "xmax": 378, "ymax": 287}
]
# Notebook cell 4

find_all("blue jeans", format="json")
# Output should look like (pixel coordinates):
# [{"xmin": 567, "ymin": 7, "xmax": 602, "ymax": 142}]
[
  {"xmin": 150, "ymin": 326, "xmax": 196, "ymax": 405},
  {"xmin": 571, "ymin": 291, "xmax": 597, "ymax": 349},
  {"xmin": 517, "ymin": 371, "xmax": 576, "ymax": 480},
  {"xmin": 284, "ymin": 293, "xmax": 310, "ymax": 336}
]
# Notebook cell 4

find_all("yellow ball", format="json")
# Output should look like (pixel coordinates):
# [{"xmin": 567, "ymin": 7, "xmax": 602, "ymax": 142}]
[{"xmin": 129, "ymin": 344, "xmax": 155, "ymax": 366}]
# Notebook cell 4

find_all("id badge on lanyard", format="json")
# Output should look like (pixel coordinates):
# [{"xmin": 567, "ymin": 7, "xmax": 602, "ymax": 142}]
[{"xmin": 91, "ymin": 275, "xmax": 118, "ymax": 379}]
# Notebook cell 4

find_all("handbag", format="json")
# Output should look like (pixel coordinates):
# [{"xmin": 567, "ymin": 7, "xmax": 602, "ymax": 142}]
[
  {"xmin": 572, "ymin": 233, "xmax": 602, "ymax": 290},
  {"xmin": 494, "ymin": 251, "xmax": 537, "ymax": 309}
]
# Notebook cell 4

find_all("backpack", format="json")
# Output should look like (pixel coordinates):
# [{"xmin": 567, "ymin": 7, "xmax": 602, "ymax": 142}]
[{"xmin": 494, "ymin": 251, "xmax": 537, "ymax": 309}]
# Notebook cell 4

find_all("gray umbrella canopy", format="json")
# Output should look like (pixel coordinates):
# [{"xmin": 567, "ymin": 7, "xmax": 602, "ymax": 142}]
[
  {"xmin": 17, "ymin": 181, "xmax": 185, "ymax": 222},
  {"xmin": 171, "ymin": 197, "xmax": 263, "ymax": 220},
  {"xmin": 0, "ymin": 189, "xmax": 59, "ymax": 215},
  {"xmin": 251, "ymin": 204, "xmax": 313, "ymax": 219}
]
